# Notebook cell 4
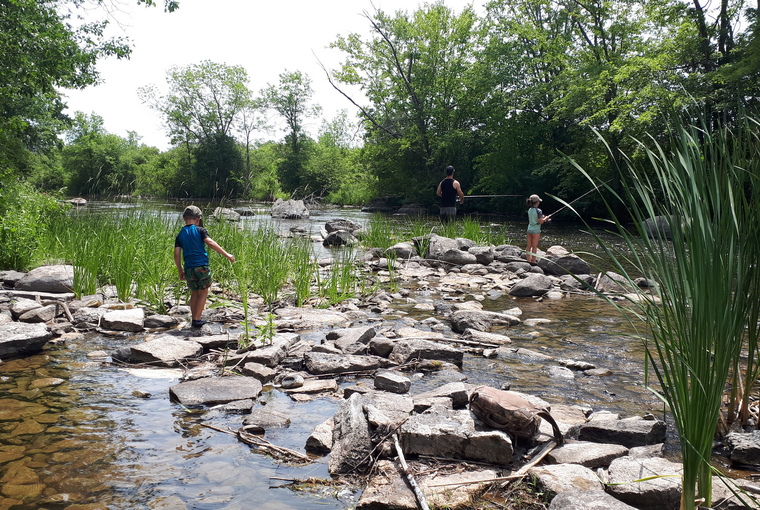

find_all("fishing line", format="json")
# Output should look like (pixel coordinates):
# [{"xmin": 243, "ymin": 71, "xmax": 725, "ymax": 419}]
[{"xmin": 545, "ymin": 179, "xmax": 611, "ymax": 218}]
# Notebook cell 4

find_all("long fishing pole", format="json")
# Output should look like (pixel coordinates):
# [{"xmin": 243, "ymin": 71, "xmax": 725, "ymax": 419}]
[
  {"xmin": 465, "ymin": 194, "xmax": 522, "ymax": 198},
  {"xmin": 545, "ymin": 180, "xmax": 611, "ymax": 218}
]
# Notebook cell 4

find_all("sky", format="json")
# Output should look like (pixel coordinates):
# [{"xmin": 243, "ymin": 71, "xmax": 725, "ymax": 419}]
[{"xmin": 63, "ymin": 0, "xmax": 482, "ymax": 151}]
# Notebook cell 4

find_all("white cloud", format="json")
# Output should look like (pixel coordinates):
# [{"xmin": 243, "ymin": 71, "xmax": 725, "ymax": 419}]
[{"xmin": 62, "ymin": 0, "xmax": 480, "ymax": 150}]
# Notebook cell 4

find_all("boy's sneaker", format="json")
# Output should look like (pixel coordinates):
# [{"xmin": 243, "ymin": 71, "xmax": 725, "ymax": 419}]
[{"xmin": 191, "ymin": 319, "xmax": 207, "ymax": 328}]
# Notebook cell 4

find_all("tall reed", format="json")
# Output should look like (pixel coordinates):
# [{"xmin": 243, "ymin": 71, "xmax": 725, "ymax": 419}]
[
  {"xmin": 570, "ymin": 115, "xmax": 759, "ymax": 509},
  {"xmin": 318, "ymin": 248, "xmax": 359, "ymax": 306},
  {"xmin": 289, "ymin": 238, "xmax": 316, "ymax": 307}
]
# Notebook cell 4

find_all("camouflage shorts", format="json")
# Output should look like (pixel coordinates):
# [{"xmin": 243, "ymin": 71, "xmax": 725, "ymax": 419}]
[{"xmin": 185, "ymin": 266, "xmax": 212, "ymax": 291}]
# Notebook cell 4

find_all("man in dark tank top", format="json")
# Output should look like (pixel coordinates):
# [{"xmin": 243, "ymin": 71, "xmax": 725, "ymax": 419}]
[{"xmin": 436, "ymin": 165, "xmax": 465, "ymax": 222}]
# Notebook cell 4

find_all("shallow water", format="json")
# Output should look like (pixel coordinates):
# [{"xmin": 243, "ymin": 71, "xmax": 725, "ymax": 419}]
[{"xmin": 1, "ymin": 200, "xmax": 665, "ymax": 509}]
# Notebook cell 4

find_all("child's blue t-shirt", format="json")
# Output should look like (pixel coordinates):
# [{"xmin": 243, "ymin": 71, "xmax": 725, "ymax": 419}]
[{"xmin": 175, "ymin": 224, "xmax": 209, "ymax": 269}]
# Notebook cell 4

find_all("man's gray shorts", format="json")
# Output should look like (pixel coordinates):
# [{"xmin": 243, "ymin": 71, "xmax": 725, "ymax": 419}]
[{"xmin": 439, "ymin": 206, "xmax": 457, "ymax": 222}]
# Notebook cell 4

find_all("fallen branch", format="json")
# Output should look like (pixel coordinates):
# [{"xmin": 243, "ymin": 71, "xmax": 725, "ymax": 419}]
[
  {"xmin": 58, "ymin": 301, "xmax": 75, "ymax": 322},
  {"xmin": 393, "ymin": 433, "xmax": 430, "ymax": 510},
  {"xmin": 201, "ymin": 423, "xmax": 312, "ymax": 464}
]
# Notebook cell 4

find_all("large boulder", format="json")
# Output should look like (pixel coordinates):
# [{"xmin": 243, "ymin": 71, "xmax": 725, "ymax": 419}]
[
  {"xmin": 509, "ymin": 273, "xmax": 554, "ymax": 297},
  {"xmin": 424, "ymin": 234, "xmax": 460, "ymax": 259},
  {"xmin": 270, "ymin": 199, "xmax": 309, "ymax": 219},
  {"xmin": 642, "ymin": 215, "xmax": 673, "ymax": 241},
  {"xmin": 14, "ymin": 265, "xmax": 74, "ymax": 293},
  {"xmin": 606, "ymin": 456, "xmax": 683, "ymax": 509},
  {"xmin": 384, "ymin": 242, "xmax": 417, "ymax": 260},
  {"xmin": 439, "ymin": 249, "xmax": 478, "ymax": 266},
  {"xmin": 539, "ymin": 247, "xmax": 592, "ymax": 275},
  {"xmin": 468, "ymin": 246, "xmax": 495, "ymax": 265},
  {"xmin": 0, "ymin": 322, "xmax": 53, "ymax": 359},
  {"xmin": 211, "ymin": 207, "xmax": 241, "ymax": 222}
]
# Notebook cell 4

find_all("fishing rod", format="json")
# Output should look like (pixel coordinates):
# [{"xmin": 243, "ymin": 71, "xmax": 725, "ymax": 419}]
[
  {"xmin": 545, "ymin": 179, "xmax": 611, "ymax": 218},
  {"xmin": 464, "ymin": 194, "xmax": 522, "ymax": 198}
]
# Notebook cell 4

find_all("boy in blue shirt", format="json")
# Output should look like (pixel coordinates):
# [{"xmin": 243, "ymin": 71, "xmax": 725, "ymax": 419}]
[{"xmin": 174, "ymin": 205, "xmax": 235, "ymax": 328}]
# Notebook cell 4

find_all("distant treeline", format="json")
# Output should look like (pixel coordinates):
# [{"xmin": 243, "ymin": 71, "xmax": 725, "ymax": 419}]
[{"xmin": 2, "ymin": 1, "xmax": 759, "ymax": 218}]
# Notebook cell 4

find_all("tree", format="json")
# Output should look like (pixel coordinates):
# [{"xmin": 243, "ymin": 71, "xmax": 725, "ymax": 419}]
[
  {"xmin": 262, "ymin": 70, "xmax": 321, "ymax": 194},
  {"xmin": 140, "ymin": 61, "xmax": 251, "ymax": 144},
  {"xmin": 139, "ymin": 61, "xmax": 252, "ymax": 197},
  {"xmin": 329, "ymin": 3, "xmax": 481, "ymax": 200},
  {"xmin": 63, "ymin": 113, "xmax": 130, "ymax": 195},
  {"xmin": 0, "ymin": 0, "xmax": 130, "ymax": 181},
  {"xmin": 236, "ymin": 96, "xmax": 268, "ymax": 198}
]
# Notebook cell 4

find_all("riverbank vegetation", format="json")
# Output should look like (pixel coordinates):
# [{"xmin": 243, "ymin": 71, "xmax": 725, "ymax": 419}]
[
  {"xmin": 2, "ymin": 0, "xmax": 759, "ymax": 218},
  {"xmin": 576, "ymin": 114, "xmax": 760, "ymax": 510}
]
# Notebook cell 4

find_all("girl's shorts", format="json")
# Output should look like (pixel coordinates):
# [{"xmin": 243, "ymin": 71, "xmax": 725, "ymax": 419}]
[{"xmin": 186, "ymin": 266, "xmax": 212, "ymax": 291}]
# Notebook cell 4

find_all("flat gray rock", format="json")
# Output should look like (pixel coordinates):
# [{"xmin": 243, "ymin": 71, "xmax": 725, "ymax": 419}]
[
  {"xmin": 304, "ymin": 351, "xmax": 387, "ymax": 375},
  {"xmin": 129, "ymin": 336, "xmax": 203, "ymax": 366},
  {"xmin": 169, "ymin": 376, "xmax": 262, "ymax": 406},
  {"xmin": 530, "ymin": 464, "xmax": 604, "ymax": 495},
  {"xmin": 549, "ymin": 489, "xmax": 638, "ymax": 509},
  {"xmin": 606, "ymin": 456, "xmax": 682, "ymax": 509},
  {"xmin": 578, "ymin": 418, "xmax": 666, "ymax": 447},
  {"xmin": 388, "ymin": 338, "xmax": 463, "ymax": 366},
  {"xmin": 547, "ymin": 441, "xmax": 629, "ymax": 468},
  {"xmin": 449, "ymin": 310, "xmax": 520, "ymax": 333},
  {"xmin": 274, "ymin": 306, "xmax": 349, "ymax": 329},
  {"xmin": 0, "ymin": 322, "xmax": 52, "ymax": 359},
  {"xmin": 399, "ymin": 409, "xmax": 513, "ymax": 465},
  {"xmin": 102, "ymin": 308, "xmax": 145, "ymax": 332}
]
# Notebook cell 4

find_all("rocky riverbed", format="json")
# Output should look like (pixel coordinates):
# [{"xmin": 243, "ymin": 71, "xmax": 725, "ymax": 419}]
[{"xmin": 1, "ymin": 231, "xmax": 760, "ymax": 510}]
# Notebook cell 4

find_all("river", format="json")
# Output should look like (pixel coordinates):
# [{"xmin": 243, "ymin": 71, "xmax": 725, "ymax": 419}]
[{"xmin": 0, "ymin": 198, "xmax": 666, "ymax": 509}]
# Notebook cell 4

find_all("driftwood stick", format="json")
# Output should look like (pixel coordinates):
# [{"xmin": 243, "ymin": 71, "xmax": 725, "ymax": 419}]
[
  {"xmin": 201, "ymin": 423, "xmax": 237, "ymax": 435},
  {"xmin": 201, "ymin": 423, "xmax": 311, "ymax": 464},
  {"xmin": 59, "ymin": 301, "xmax": 75, "ymax": 322},
  {"xmin": 393, "ymin": 433, "xmax": 430, "ymax": 510},
  {"xmin": 237, "ymin": 427, "xmax": 312, "ymax": 463}
]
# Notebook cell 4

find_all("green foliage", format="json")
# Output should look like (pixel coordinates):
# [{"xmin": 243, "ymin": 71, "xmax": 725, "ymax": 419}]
[
  {"xmin": 192, "ymin": 133, "xmax": 244, "ymax": 199},
  {"xmin": 316, "ymin": 248, "xmax": 362, "ymax": 306},
  {"xmin": 574, "ymin": 114, "xmax": 760, "ymax": 509},
  {"xmin": 330, "ymin": 3, "xmax": 482, "ymax": 199},
  {"xmin": 246, "ymin": 142, "xmax": 285, "ymax": 200},
  {"xmin": 44, "ymin": 210, "xmax": 176, "ymax": 303},
  {"xmin": 0, "ymin": 182, "xmax": 66, "ymax": 270},
  {"xmin": 262, "ymin": 70, "xmax": 321, "ymax": 195},
  {"xmin": 0, "ymin": 0, "xmax": 131, "ymax": 179},
  {"xmin": 138, "ymin": 61, "xmax": 253, "ymax": 198}
]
